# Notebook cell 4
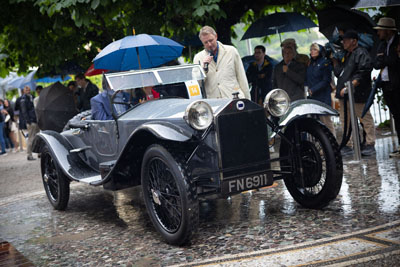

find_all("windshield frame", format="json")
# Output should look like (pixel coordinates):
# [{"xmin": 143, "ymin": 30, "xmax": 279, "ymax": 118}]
[{"xmin": 105, "ymin": 64, "xmax": 206, "ymax": 92}]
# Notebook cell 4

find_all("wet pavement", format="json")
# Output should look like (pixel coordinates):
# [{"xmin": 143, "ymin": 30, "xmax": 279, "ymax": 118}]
[{"xmin": 0, "ymin": 135, "xmax": 399, "ymax": 266}]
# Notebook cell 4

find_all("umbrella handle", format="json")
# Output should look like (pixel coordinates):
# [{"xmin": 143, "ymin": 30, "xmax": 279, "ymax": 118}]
[{"xmin": 136, "ymin": 47, "xmax": 142, "ymax": 69}]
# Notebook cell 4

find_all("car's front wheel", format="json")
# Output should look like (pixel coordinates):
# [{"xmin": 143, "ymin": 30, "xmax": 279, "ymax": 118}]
[
  {"xmin": 141, "ymin": 144, "xmax": 198, "ymax": 245},
  {"xmin": 280, "ymin": 118, "xmax": 343, "ymax": 209},
  {"xmin": 40, "ymin": 145, "xmax": 70, "ymax": 210}
]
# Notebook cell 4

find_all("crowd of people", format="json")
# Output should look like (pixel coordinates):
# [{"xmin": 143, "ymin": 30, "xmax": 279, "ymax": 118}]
[
  {"xmin": 194, "ymin": 19, "xmax": 399, "ymax": 158},
  {"xmin": 0, "ymin": 72, "xmax": 101, "ymax": 160},
  {"xmin": 0, "ymin": 17, "xmax": 399, "ymax": 160}
]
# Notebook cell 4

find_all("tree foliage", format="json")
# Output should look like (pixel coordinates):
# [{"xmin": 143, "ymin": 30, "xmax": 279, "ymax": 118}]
[{"xmin": 0, "ymin": 0, "xmax": 370, "ymax": 77}]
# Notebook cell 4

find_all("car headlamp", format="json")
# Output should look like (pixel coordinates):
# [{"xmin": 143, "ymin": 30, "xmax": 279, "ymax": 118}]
[
  {"xmin": 184, "ymin": 101, "xmax": 213, "ymax": 130},
  {"xmin": 263, "ymin": 89, "xmax": 290, "ymax": 117}
]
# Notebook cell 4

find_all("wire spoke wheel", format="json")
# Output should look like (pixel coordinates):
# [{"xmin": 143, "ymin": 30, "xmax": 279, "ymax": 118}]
[
  {"xmin": 40, "ymin": 146, "xmax": 70, "ymax": 210},
  {"xmin": 147, "ymin": 158, "xmax": 182, "ymax": 232},
  {"xmin": 280, "ymin": 118, "xmax": 343, "ymax": 209},
  {"xmin": 43, "ymin": 154, "xmax": 60, "ymax": 202},
  {"xmin": 141, "ymin": 145, "xmax": 198, "ymax": 245}
]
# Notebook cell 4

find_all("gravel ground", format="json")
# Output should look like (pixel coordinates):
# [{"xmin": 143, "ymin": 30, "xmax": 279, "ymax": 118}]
[{"xmin": 0, "ymin": 150, "xmax": 42, "ymax": 199}]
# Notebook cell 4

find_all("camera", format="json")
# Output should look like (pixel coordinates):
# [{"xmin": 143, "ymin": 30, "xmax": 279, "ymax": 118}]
[{"xmin": 324, "ymin": 33, "xmax": 345, "ymax": 61}]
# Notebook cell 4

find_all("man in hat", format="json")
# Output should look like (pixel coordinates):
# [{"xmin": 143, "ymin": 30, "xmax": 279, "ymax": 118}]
[
  {"xmin": 332, "ymin": 29, "xmax": 376, "ymax": 157},
  {"xmin": 373, "ymin": 17, "xmax": 400, "ymax": 158},
  {"xmin": 281, "ymin": 38, "xmax": 310, "ymax": 67}
]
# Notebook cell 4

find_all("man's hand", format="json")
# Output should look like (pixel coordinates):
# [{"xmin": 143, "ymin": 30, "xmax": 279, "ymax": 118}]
[
  {"xmin": 340, "ymin": 87, "xmax": 347, "ymax": 97},
  {"xmin": 203, "ymin": 55, "xmax": 213, "ymax": 67},
  {"xmin": 283, "ymin": 65, "xmax": 288, "ymax": 73}
]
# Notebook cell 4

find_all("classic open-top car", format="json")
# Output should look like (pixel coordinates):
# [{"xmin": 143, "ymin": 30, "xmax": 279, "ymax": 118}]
[{"xmin": 33, "ymin": 64, "xmax": 343, "ymax": 245}]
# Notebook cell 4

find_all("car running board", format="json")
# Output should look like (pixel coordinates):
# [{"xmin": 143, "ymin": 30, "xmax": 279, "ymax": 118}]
[{"xmin": 80, "ymin": 175, "xmax": 102, "ymax": 184}]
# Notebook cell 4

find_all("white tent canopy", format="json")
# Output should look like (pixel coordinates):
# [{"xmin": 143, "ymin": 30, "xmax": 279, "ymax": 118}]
[{"xmin": 0, "ymin": 69, "xmax": 37, "ymax": 98}]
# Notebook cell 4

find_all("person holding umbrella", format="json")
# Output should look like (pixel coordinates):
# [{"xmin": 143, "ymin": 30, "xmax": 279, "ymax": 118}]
[
  {"xmin": 193, "ymin": 26, "xmax": 250, "ymax": 100},
  {"xmin": 90, "ymin": 76, "xmax": 130, "ymax": 120},
  {"xmin": 373, "ymin": 17, "xmax": 400, "ymax": 158},
  {"xmin": 272, "ymin": 45, "xmax": 306, "ymax": 101}
]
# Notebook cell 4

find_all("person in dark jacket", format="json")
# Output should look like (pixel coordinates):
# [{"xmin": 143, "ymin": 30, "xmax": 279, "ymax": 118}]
[
  {"xmin": 273, "ymin": 45, "xmax": 306, "ymax": 101},
  {"xmin": 246, "ymin": 45, "xmax": 273, "ymax": 105},
  {"xmin": 306, "ymin": 43, "xmax": 336, "ymax": 137},
  {"xmin": 373, "ymin": 17, "xmax": 400, "ymax": 158},
  {"xmin": 332, "ymin": 30, "xmax": 376, "ymax": 156},
  {"xmin": 20, "ymin": 85, "xmax": 40, "ymax": 160},
  {"xmin": 75, "ymin": 73, "xmax": 99, "ymax": 112}
]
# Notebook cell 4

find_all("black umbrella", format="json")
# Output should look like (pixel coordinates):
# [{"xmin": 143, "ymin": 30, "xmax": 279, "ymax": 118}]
[
  {"xmin": 317, "ymin": 6, "xmax": 376, "ymax": 40},
  {"xmin": 241, "ymin": 12, "xmax": 317, "ymax": 41},
  {"xmin": 36, "ymin": 82, "xmax": 78, "ymax": 132},
  {"xmin": 353, "ymin": 0, "xmax": 400, "ymax": 8}
]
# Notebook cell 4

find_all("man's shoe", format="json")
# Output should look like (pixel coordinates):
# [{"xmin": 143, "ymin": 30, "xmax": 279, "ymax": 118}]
[
  {"xmin": 361, "ymin": 144, "xmax": 376, "ymax": 156},
  {"xmin": 27, "ymin": 156, "xmax": 36, "ymax": 161},
  {"xmin": 341, "ymin": 146, "xmax": 354, "ymax": 156},
  {"xmin": 389, "ymin": 150, "xmax": 400, "ymax": 158}
]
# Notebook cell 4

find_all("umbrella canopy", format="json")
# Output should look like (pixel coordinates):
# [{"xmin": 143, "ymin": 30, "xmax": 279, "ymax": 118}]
[
  {"xmin": 241, "ymin": 12, "xmax": 317, "ymax": 41},
  {"xmin": 85, "ymin": 63, "xmax": 108, "ymax": 77},
  {"xmin": 93, "ymin": 34, "xmax": 184, "ymax": 71},
  {"xmin": 317, "ymin": 6, "xmax": 376, "ymax": 40},
  {"xmin": 36, "ymin": 75, "xmax": 71, "ymax": 83},
  {"xmin": 36, "ymin": 82, "xmax": 78, "ymax": 132},
  {"xmin": 353, "ymin": 0, "xmax": 400, "ymax": 8},
  {"xmin": 6, "ymin": 69, "xmax": 37, "ymax": 90}
]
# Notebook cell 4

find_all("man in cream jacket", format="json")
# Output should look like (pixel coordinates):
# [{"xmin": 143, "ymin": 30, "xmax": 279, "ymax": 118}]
[{"xmin": 194, "ymin": 26, "xmax": 251, "ymax": 100}]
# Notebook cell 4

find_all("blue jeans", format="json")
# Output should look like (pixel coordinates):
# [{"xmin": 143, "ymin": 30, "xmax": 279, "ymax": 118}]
[{"xmin": 0, "ymin": 122, "xmax": 6, "ymax": 153}]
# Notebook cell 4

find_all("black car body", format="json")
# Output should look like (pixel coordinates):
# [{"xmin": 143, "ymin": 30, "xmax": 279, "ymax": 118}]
[{"xmin": 33, "ymin": 64, "xmax": 343, "ymax": 245}]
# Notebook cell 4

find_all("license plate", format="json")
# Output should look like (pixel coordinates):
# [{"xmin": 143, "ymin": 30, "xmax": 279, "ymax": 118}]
[{"xmin": 221, "ymin": 172, "xmax": 273, "ymax": 195}]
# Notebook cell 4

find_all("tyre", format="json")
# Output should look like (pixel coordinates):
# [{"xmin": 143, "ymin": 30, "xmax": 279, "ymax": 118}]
[
  {"xmin": 40, "ymin": 145, "xmax": 70, "ymax": 210},
  {"xmin": 280, "ymin": 118, "xmax": 343, "ymax": 209},
  {"xmin": 141, "ymin": 144, "xmax": 198, "ymax": 245}
]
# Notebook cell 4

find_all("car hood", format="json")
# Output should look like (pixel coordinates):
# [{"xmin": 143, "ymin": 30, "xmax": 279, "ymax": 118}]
[{"xmin": 119, "ymin": 98, "xmax": 232, "ymax": 121}]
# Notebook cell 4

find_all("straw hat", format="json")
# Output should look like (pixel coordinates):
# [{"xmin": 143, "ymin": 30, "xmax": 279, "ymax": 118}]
[{"xmin": 373, "ymin": 17, "xmax": 397, "ymax": 31}]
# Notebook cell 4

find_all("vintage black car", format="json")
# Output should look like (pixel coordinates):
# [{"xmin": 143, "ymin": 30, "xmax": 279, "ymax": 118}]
[{"xmin": 33, "ymin": 64, "xmax": 343, "ymax": 245}]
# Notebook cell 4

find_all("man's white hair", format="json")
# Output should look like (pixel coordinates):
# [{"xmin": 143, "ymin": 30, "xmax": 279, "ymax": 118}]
[{"xmin": 199, "ymin": 26, "xmax": 217, "ymax": 38}]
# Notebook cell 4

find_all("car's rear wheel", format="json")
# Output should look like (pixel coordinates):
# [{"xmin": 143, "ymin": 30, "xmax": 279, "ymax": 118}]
[
  {"xmin": 141, "ymin": 144, "xmax": 198, "ymax": 245},
  {"xmin": 280, "ymin": 118, "xmax": 343, "ymax": 209},
  {"xmin": 40, "ymin": 146, "xmax": 70, "ymax": 210}
]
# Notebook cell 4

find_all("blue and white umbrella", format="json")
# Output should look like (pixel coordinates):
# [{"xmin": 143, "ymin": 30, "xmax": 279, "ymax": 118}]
[{"xmin": 93, "ymin": 34, "xmax": 184, "ymax": 71}]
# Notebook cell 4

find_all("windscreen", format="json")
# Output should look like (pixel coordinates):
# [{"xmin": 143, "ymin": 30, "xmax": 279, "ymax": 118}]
[{"xmin": 105, "ymin": 64, "xmax": 205, "ymax": 91}]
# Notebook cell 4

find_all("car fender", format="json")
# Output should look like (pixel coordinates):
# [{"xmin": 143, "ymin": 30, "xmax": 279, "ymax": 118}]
[
  {"xmin": 268, "ymin": 99, "xmax": 338, "ymax": 138},
  {"xmin": 279, "ymin": 99, "xmax": 338, "ymax": 126},
  {"xmin": 132, "ymin": 121, "xmax": 193, "ymax": 142},
  {"xmin": 32, "ymin": 131, "xmax": 98, "ymax": 181}
]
